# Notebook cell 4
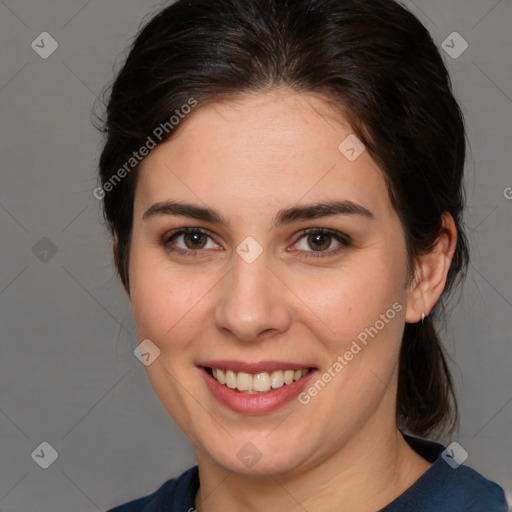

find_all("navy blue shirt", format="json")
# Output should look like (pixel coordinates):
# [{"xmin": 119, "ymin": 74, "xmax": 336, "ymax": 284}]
[{"xmin": 106, "ymin": 435, "xmax": 508, "ymax": 511}]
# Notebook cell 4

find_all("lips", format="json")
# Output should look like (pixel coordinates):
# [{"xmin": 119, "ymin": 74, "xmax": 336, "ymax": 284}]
[
  {"xmin": 199, "ymin": 360, "xmax": 314, "ymax": 374},
  {"xmin": 198, "ymin": 360, "xmax": 317, "ymax": 414},
  {"xmin": 206, "ymin": 367, "xmax": 310, "ymax": 393}
]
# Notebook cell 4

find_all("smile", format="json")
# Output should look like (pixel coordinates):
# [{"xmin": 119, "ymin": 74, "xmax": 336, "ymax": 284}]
[
  {"xmin": 206, "ymin": 367, "xmax": 311, "ymax": 394},
  {"xmin": 198, "ymin": 361, "xmax": 317, "ymax": 414}
]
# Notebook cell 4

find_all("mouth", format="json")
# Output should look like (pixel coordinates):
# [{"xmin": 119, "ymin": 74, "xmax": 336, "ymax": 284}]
[
  {"xmin": 198, "ymin": 361, "xmax": 317, "ymax": 414},
  {"xmin": 203, "ymin": 366, "xmax": 313, "ymax": 394}
]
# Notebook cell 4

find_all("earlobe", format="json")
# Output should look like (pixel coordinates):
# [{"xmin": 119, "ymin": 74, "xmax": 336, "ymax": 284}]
[{"xmin": 405, "ymin": 213, "xmax": 457, "ymax": 323}]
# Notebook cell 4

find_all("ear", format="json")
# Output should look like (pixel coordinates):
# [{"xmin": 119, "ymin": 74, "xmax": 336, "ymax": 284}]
[
  {"xmin": 405, "ymin": 212, "xmax": 458, "ymax": 323},
  {"xmin": 113, "ymin": 235, "xmax": 131, "ymax": 300},
  {"xmin": 112, "ymin": 235, "xmax": 118, "ymax": 264}
]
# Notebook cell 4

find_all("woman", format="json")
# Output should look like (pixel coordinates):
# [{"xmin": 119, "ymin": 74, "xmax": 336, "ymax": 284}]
[{"xmin": 97, "ymin": 0, "xmax": 508, "ymax": 510}]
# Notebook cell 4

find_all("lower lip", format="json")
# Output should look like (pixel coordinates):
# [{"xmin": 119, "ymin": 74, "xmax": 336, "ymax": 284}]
[{"xmin": 199, "ymin": 367, "xmax": 316, "ymax": 414}]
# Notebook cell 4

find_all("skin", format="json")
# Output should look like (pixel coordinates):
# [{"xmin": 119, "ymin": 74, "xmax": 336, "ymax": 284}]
[{"xmin": 123, "ymin": 88, "xmax": 457, "ymax": 512}]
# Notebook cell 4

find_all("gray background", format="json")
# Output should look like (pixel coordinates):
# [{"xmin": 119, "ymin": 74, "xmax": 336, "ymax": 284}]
[{"xmin": 0, "ymin": 0, "xmax": 510, "ymax": 510}]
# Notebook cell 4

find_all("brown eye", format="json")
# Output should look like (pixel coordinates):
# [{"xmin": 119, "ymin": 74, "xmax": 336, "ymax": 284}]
[
  {"xmin": 306, "ymin": 232, "xmax": 332, "ymax": 251},
  {"xmin": 182, "ymin": 231, "xmax": 208, "ymax": 249},
  {"xmin": 163, "ymin": 228, "xmax": 219, "ymax": 254},
  {"xmin": 293, "ymin": 228, "xmax": 351, "ymax": 257}
]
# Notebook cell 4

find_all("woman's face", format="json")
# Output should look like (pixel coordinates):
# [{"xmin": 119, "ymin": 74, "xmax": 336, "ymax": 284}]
[{"xmin": 128, "ymin": 89, "xmax": 413, "ymax": 475}]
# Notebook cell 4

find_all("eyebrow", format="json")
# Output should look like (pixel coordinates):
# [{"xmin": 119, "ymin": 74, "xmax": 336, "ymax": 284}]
[{"xmin": 142, "ymin": 199, "xmax": 374, "ymax": 227}]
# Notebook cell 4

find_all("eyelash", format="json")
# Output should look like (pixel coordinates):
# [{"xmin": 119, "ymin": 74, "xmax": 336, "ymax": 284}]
[{"xmin": 162, "ymin": 227, "xmax": 352, "ymax": 258}]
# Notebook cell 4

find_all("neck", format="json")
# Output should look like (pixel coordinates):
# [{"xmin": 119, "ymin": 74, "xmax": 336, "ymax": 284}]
[{"xmin": 194, "ymin": 414, "xmax": 431, "ymax": 512}]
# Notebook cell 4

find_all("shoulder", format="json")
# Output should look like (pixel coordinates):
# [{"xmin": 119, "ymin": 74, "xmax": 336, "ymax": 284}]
[
  {"xmin": 383, "ymin": 435, "xmax": 509, "ymax": 512},
  {"xmin": 436, "ymin": 463, "xmax": 508, "ymax": 511},
  {"xmin": 105, "ymin": 466, "xmax": 199, "ymax": 512}
]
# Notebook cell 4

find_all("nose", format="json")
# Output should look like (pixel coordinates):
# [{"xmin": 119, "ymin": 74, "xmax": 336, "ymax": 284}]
[{"xmin": 213, "ymin": 249, "xmax": 292, "ymax": 343}]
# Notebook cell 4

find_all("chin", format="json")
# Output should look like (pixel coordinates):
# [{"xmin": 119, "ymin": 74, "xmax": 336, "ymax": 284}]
[{"xmin": 199, "ymin": 432, "xmax": 313, "ymax": 477}]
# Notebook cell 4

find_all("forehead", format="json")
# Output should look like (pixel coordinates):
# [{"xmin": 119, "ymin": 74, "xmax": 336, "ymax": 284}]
[{"xmin": 134, "ymin": 89, "xmax": 392, "ymax": 220}]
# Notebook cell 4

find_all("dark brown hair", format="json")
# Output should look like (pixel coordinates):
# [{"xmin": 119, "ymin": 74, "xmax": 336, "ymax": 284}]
[{"xmin": 97, "ymin": 0, "xmax": 469, "ymax": 438}]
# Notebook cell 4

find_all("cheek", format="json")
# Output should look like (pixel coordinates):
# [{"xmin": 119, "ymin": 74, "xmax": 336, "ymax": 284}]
[
  {"xmin": 293, "ymin": 259, "xmax": 405, "ymax": 346},
  {"xmin": 129, "ymin": 253, "xmax": 211, "ymax": 352}
]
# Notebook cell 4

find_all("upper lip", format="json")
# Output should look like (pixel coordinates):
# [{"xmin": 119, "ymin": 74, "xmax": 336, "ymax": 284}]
[{"xmin": 198, "ymin": 360, "xmax": 315, "ymax": 373}]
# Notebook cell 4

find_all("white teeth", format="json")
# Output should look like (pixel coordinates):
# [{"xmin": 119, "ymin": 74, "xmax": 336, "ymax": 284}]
[
  {"xmin": 284, "ymin": 370, "xmax": 294, "ymax": 385},
  {"xmin": 270, "ymin": 370, "xmax": 284, "ymax": 389},
  {"xmin": 209, "ymin": 367, "xmax": 309, "ymax": 393},
  {"xmin": 225, "ymin": 370, "xmax": 237, "ymax": 389},
  {"xmin": 236, "ymin": 372, "xmax": 253, "ymax": 391},
  {"xmin": 253, "ymin": 372, "xmax": 271, "ymax": 392}
]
